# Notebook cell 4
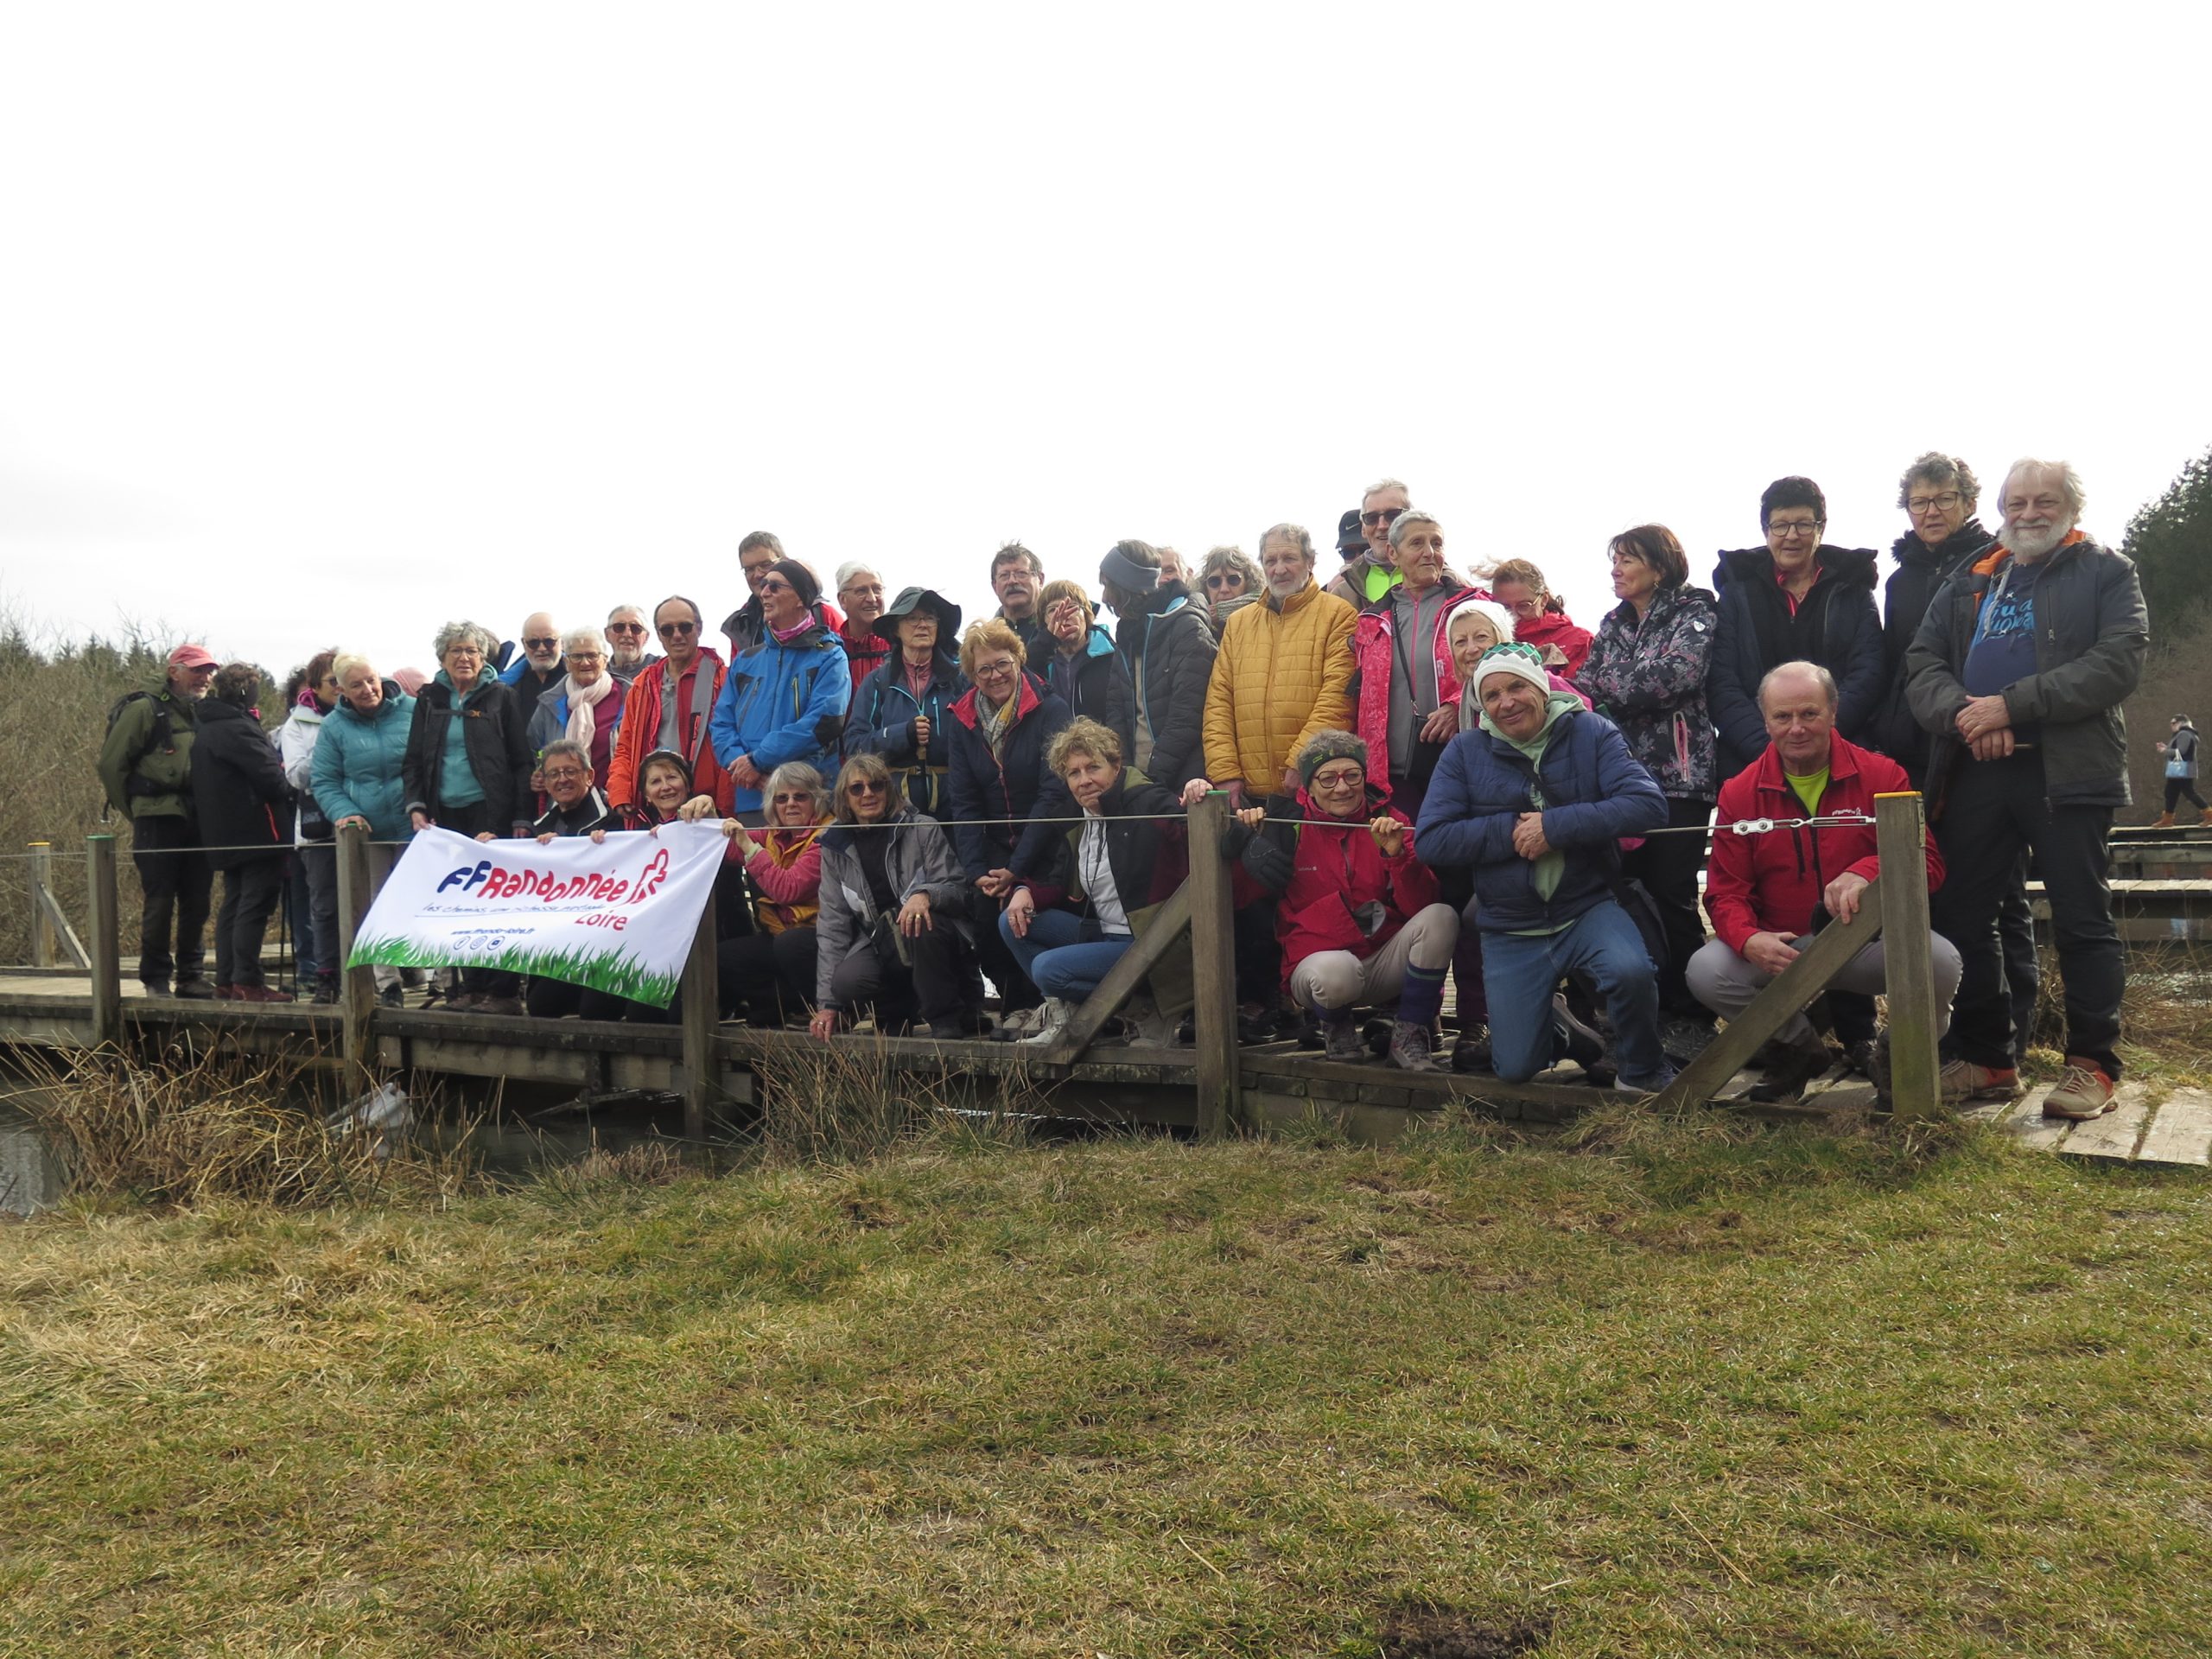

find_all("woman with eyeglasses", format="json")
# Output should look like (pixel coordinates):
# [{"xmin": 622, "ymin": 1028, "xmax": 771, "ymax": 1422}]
[
  {"xmin": 401, "ymin": 619, "xmax": 537, "ymax": 1015},
  {"xmin": 1226, "ymin": 729, "xmax": 1457, "ymax": 1072},
  {"xmin": 717, "ymin": 760, "xmax": 835, "ymax": 1027},
  {"xmin": 524, "ymin": 626, "xmax": 627, "ymax": 801},
  {"xmin": 809, "ymin": 754, "xmax": 980, "ymax": 1039},
  {"xmin": 1036, "ymin": 579, "xmax": 1136, "ymax": 763},
  {"xmin": 1707, "ymin": 476, "xmax": 1886, "ymax": 779},
  {"xmin": 944, "ymin": 618, "xmax": 1073, "ymax": 1022},
  {"xmin": 1098, "ymin": 539, "xmax": 1216, "ymax": 790},
  {"xmin": 605, "ymin": 594, "xmax": 732, "ymax": 817},
  {"xmin": 711, "ymin": 559, "xmax": 852, "ymax": 825},
  {"xmin": 1871, "ymin": 453, "xmax": 1996, "ymax": 778}
]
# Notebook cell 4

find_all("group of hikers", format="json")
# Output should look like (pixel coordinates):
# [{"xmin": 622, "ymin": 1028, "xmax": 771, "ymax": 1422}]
[{"xmin": 97, "ymin": 451, "xmax": 2167, "ymax": 1120}]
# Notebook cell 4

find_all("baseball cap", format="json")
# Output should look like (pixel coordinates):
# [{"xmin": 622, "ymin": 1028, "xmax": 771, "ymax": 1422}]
[{"xmin": 167, "ymin": 644, "xmax": 219, "ymax": 670}]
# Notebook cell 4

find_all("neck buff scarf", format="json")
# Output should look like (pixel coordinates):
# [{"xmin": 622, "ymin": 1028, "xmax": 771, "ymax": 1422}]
[
  {"xmin": 565, "ymin": 671, "xmax": 617, "ymax": 754},
  {"xmin": 769, "ymin": 613, "xmax": 818, "ymax": 645}
]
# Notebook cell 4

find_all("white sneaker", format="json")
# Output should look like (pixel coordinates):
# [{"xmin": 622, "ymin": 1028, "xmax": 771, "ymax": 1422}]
[{"xmin": 1017, "ymin": 998, "xmax": 1071, "ymax": 1046}]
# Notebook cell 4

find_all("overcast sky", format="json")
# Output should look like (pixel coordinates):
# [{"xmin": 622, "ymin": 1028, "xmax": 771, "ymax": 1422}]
[{"xmin": 3, "ymin": 3, "xmax": 2206, "ymax": 677}]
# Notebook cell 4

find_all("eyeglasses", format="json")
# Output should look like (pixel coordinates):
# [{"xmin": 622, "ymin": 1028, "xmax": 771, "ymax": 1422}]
[
  {"xmin": 567, "ymin": 652, "xmax": 603, "ymax": 664},
  {"xmin": 1907, "ymin": 492, "xmax": 1963, "ymax": 513},
  {"xmin": 841, "ymin": 584, "xmax": 884, "ymax": 601},
  {"xmin": 607, "ymin": 620, "xmax": 647, "ymax": 635},
  {"xmin": 522, "ymin": 635, "xmax": 558, "ymax": 650},
  {"xmin": 1360, "ymin": 508, "xmax": 1403, "ymax": 528},
  {"xmin": 1767, "ymin": 519, "xmax": 1822, "ymax": 539},
  {"xmin": 543, "ymin": 767, "xmax": 588, "ymax": 782},
  {"xmin": 973, "ymin": 659, "xmax": 1019, "ymax": 679},
  {"xmin": 657, "ymin": 620, "xmax": 698, "ymax": 637},
  {"xmin": 1310, "ymin": 767, "xmax": 1364, "ymax": 791}
]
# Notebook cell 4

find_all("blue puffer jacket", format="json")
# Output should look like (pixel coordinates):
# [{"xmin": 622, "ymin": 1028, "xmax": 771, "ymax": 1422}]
[
  {"xmin": 1414, "ymin": 705, "xmax": 1666, "ymax": 934},
  {"xmin": 842, "ymin": 648, "xmax": 969, "ymax": 817},
  {"xmin": 709, "ymin": 627, "xmax": 851, "ymax": 814},
  {"xmin": 310, "ymin": 683, "xmax": 417, "ymax": 842}
]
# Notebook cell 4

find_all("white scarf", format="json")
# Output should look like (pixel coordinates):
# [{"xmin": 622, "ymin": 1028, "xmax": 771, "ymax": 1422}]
[{"xmin": 565, "ymin": 671, "xmax": 617, "ymax": 755}]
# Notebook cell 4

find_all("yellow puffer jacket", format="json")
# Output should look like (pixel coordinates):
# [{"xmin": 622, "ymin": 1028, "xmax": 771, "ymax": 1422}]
[{"xmin": 1202, "ymin": 578, "xmax": 1357, "ymax": 795}]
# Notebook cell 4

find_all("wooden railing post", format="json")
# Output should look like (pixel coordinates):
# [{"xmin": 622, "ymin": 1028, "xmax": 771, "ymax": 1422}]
[
  {"xmin": 1185, "ymin": 792, "xmax": 1239, "ymax": 1138},
  {"xmin": 334, "ymin": 823, "xmax": 378, "ymax": 1083},
  {"xmin": 1875, "ymin": 792, "xmax": 1942, "ymax": 1121},
  {"xmin": 681, "ymin": 901, "xmax": 720, "ymax": 1141},
  {"xmin": 85, "ymin": 834, "xmax": 123, "ymax": 1051},
  {"xmin": 29, "ymin": 842, "xmax": 55, "ymax": 968}
]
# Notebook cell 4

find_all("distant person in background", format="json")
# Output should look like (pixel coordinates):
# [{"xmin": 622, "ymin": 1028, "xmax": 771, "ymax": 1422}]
[
  {"xmin": 1102, "ymin": 539, "xmax": 1217, "ymax": 788},
  {"xmin": 1154, "ymin": 547, "xmax": 1191, "ymax": 588},
  {"xmin": 1707, "ymin": 476, "xmax": 1885, "ymax": 779},
  {"xmin": 721, "ymin": 531, "xmax": 785, "ymax": 658},
  {"xmin": 604, "ymin": 604, "xmax": 656, "ymax": 683},
  {"xmin": 1574, "ymin": 524, "xmax": 1720, "ymax": 1015},
  {"xmin": 1036, "ymin": 579, "xmax": 1137, "ymax": 762},
  {"xmin": 710, "ymin": 559, "xmax": 851, "ymax": 823},
  {"xmin": 312, "ymin": 654, "xmax": 415, "ymax": 1008},
  {"xmin": 1198, "ymin": 523, "xmax": 1357, "ymax": 803},
  {"xmin": 1908, "ymin": 458, "xmax": 2148, "ymax": 1120},
  {"xmin": 277, "ymin": 648, "xmax": 343, "ymax": 1002},
  {"xmin": 836, "ymin": 562, "xmax": 892, "ymax": 695},
  {"xmin": 1349, "ymin": 510, "xmax": 1479, "ymax": 817},
  {"xmin": 605, "ymin": 595, "xmax": 729, "ymax": 813},
  {"xmin": 720, "ymin": 760, "xmax": 834, "ymax": 1027},
  {"xmin": 500, "ymin": 612, "xmax": 566, "ymax": 708},
  {"xmin": 1869, "ymin": 452, "xmax": 2035, "ymax": 1061},
  {"xmin": 845, "ymin": 587, "xmax": 965, "ymax": 817},
  {"xmin": 526, "ymin": 626, "xmax": 626, "ymax": 787},
  {"xmin": 2155, "ymin": 715, "xmax": 2208, "ymax": 827},
  {"xmin": 392, "ymin": 667, "xmax": 429, "ymax": 696},
  {"xmin": 988, "ymin": 542, "xmax": 1048, "ymax": 658},
  {"xmin": 1327, "ymin": 480, "xmax": 1411, "ymax": 606},
  {"xmin": 1490, "ymin": 558, "xmax": 1594, "ymax": 679},
  {"xmin": 98, "ymin": 642, "xmax": 219, "ymax": 999},
  {"xmin": 403, "ymin": 619, "xmax": 536, "ymax": 1016},
  {"xmin": 192, "ymin": 663, "xmax": 296, "ymax": 1002}
]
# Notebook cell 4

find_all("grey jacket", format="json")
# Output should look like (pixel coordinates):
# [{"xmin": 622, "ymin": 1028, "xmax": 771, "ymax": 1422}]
[
  {"xmin": 814, "ymin": 806, "xmax": 975, "ymax": 1007},
  {"xmin": 1904, "ymin": 533, "xmax": 2148, "ymax": 810}
]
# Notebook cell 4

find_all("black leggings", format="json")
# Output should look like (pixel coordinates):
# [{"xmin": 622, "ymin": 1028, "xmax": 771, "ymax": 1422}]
[{"xmin": 2164, "ymin": 777, "xmax": 2208, "ymax": 813}]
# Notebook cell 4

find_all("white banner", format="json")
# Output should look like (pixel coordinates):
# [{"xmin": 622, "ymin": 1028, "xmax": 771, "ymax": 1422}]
[{"xmin": 346, "ymin": 823, "xmax": 725, "ymax": 1007}]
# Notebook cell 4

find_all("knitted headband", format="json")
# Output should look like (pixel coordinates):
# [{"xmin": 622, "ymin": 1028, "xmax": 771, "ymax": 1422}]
[
  {"xmin": 1296, "ymin": 728, "xmax": 1370, "ymax": 787},
  {"xmin": 1099, "ymin": 546, "xmax": 1160, "ymax": 594},
  {"xmin": 1472, "ymin": 640, "xmax": 1550, "ymax": 696}
]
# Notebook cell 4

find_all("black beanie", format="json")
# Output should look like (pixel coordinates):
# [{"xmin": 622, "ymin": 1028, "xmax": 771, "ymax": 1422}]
[{"xmin": 766, "ymin": 559, "xmax": 821, "ymax": 607}]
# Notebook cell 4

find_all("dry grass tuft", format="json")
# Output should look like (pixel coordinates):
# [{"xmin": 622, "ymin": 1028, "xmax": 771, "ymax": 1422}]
[
  {"xmin": 748, "ymin": 1038, "xmax": 1039, "ymax": 1164},
  {"xmin": 12, "ymin": 1047, "xmax": 477, "ymax": 1208}
]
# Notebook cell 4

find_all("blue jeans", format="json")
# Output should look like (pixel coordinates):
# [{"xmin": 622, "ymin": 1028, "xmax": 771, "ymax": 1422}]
[
  {"xmin": 1000, "ymin": 910, "xmax": 1131, "ymax": 1002},
  {"xmin": 1481, "ymin": 899, "xmax": 1666, "ymax": 1086}
]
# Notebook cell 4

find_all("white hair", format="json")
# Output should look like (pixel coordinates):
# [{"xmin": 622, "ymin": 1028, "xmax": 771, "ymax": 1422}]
[
  {"xmin": 835, "ymin": 561, "xmax": 880, "ymax": 591},
  {"xmin": 1388, "ymin": 510, "xmax": 1442, "ymax": 550},
  {"xmin": 562, "ymin": 626, "xmax": 609, "ymax": 658},
  {"xmin": 606, "ymin": 602, "xmax": 645, "ymax": 625},
  {"xmin": 2000, "ymin": 457, "xmax": 2087, "ymax": 518},
  {"xmin": 1362, "ymin": 476, "xmax": 1409, "ymax": 503}
]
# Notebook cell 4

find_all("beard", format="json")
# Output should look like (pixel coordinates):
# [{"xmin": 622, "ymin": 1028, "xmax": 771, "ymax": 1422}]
[{"xmin": 2006, "ymin": 512, "xmax": 2075, "ymax": 561}]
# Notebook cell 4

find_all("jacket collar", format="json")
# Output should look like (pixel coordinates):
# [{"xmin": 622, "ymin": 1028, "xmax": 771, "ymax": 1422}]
[{"xmin": 1266, "ymin": 576, "xmax": 1323, "ymax": 615}]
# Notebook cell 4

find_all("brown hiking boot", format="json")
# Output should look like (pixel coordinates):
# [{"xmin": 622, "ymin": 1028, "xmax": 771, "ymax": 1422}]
[
  {"xmin": 2202, "ymin": 807, "xmax": 2212, "ymax": 828},
  {"xmin": 1939, "ymin": 1058, "xmax": 2021, "ymax": 1105},
  {"xmin": 2043, "ymin": 1058, "xmax": 2117, "ymax": 1120},
  {"xmin": 2153, "ymin": 811, "xmax": 2177, "ymax": 829}
]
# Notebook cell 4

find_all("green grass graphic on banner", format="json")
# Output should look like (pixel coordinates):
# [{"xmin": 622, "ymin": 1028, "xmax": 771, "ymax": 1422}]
[{"xmin": 348, "ymin": 934, "xmax": 682, "ymax": 1007}]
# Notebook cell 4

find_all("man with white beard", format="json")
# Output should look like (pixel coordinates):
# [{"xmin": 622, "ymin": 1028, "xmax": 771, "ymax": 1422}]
[{"xmin": 1906, "ymin": 458, "xmax": 2148, "ymax": 1120}]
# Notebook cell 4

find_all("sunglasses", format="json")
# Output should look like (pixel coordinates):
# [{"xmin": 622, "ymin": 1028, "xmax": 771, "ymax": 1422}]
[
  {"xmin": 772, "ymin": 791, "xmax": 814, "ymax": 805},
  {"xmin": 607, "ymin": 621, "xmax": 647, "ymax": 634},
  {"xmin": 522, "ymin": 635, "xmax": 558, "ymax": 650},
  {"xmin": 1204, "ymin": 574, "xmax": 1241, "ymax": 588},
  {"xmin": 757, "ymin": 578, "xmax": 794, "ymax": 595},
  {"xmin": 846, "ymin": 780, "xmax": 886, "ymax": 796},
  {"xmin": 1361, "ymin": 508, "xmax": 1403, "ymax": 527},
  {"xmin": 657, "ymin": 620, "xmax": 698, "ymax": 637}
]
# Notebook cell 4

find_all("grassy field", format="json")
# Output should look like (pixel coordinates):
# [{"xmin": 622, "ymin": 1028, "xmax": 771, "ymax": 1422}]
[{"xmin": 4, "ymin": 1109, "xmax": 2211, "ymax": 1657}]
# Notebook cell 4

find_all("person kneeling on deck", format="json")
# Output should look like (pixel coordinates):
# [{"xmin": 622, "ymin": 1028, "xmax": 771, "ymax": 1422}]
[
  {"xmin": 1224, "ymin": 730, "xmax": 1457, "ymax": 1072},
  {"xmin": 1688, "ymin": 662, "xmax": 1962, "ymax": 1102},
  {"xmin": 1002, "ymin": 719, "xmax": 1187, "ymax": 1047},
  {"xmin": 809, "ymin": 755, "xmax": 982, "ymax": 1040},
  {"xmin": 1415, "ymin": 642, "xmax": 1675, "ymax": 1092},
  {"xmin": 523, "ymin": 740, "xmax": 630, "ymax": 1021}
]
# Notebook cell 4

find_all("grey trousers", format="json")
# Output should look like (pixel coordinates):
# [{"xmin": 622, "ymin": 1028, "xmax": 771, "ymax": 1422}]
[
  {"xmin": 1288, "ymin": 903, "xmax": 1458, "ymax": 1013},
  {"xmin": 1687, "ymin": 932, "xmax": 1962, "ymax": 1047}
]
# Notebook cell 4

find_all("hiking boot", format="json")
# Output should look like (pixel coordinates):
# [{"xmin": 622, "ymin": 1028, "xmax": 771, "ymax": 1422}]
[
  {"xmin": 377, "ymin": 982, "xmax": 405, "ymax": 1010},
  {"xmin": 1319, "ymin": 1007, "xmax": 1366, "ymax": 1063},
  {"xmin": 1867, "ymin": 1031, "xmax": 1893, "ymax": 1104},
  {"xmin": 1748, "ymin": 1032, "xmax": 1835, "ymax": 1103},
  {"xmin": 2202, "ymin": 807, "xmax": 2212, "ymax": 829},
  {"xmin": 174, "ymin": 977, "xmax": 216, "ymax": 1001},
  {"xmin": 1451, "ymin": 1026, "xmax": 1494, "ymax": 1074},
  {"xmin": 139, "ymin": 978, "xmax": 170, "ymax": 998},
  {"xmin": 309, "ymin": 975, "xmax": 339, "ymax": 1005},
  {"xmin": 1615, "ymin": 1063, "xmax": 1678, "ymax": 1096},
  {"xmin": 1386, "ymin": 1019, "xmax": 1440, "ymax": 1073},
  {"xmin": 233, "ymin": 984, "xmax": 294, "ymax": 1003},
  {"xmin": 474, "ymin": 995, "xmax": 524, "ymax": 1018},
  {"xmin": 1840, "ymin": 1038, "xmax": 1878, "ymax": 1077},
  {"xmin": 2153, "ymin": 811, "xmax": 2177, "ymax": 829},
  {"xmin": 926, "ymin": 1016, "xmax": 970, "ymax": 1039},
  {"xmin": 1017, "ymin": 998, "xmax": 1072, "ymax": 1046},
  {"xmin": 1939, "ymin": 1058, "xmax": 2021, "ymax": 1105},
  {"xmin": 1552, "ymin": 993, "xmax": 1605, "ymax": 1070},
  {"xmin": 1121, "ymin": 995, "xmax": 1177, "ymax": 1046},
  {"xmin": 2043, "ymin": 1058, "xmax": 2118, "ymax": 1120}
]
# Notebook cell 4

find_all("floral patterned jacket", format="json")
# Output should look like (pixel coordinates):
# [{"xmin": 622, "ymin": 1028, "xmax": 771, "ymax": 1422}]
[{"xmin": 1574, "ymin": 583, "xmax": 1719, "ymax": 802}]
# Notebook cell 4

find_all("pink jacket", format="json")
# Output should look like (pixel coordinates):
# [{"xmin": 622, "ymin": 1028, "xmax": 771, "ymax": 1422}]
[{"xmin": 1350, "ymin": 583, "xmax": 1482, "ymax": 777}]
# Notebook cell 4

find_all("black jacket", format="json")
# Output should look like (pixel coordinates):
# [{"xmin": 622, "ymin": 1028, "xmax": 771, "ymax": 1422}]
[
  {"xmin": 1111, "ymin": 582, "xmax": 1217, "ymax": 787},
  {"xmin": 1905, "ymin": 533, "xmax": 2148, "ymax": 810},
  {"xmin": 1870, "ymin": 518, "xmax": 1998, "ymax": 779},
  {"xmin": 402, "ymin": 676, "xmax": 536, "ymax": 832},
  {"xmin": 532, "ymin": 786, "xmax": 619, "ymax": 838},
  {"xmin": 1040, "ymin": 624, "xmax": 1138, "ymax": 765},
  {"xmin": 1707, "ymin": 544, "xmax": 1886, "ymax": 779},
  {"xmin": 1023, "ymin": 773, "xmax": 1189, "ymax": 919},
  {"xmin": 189, "ymin": 697, "xmax": 295, "ymax": 870},
  {"xmin": 944, "ymin": 671, "xmax": 1072, "ymax": 880}
]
